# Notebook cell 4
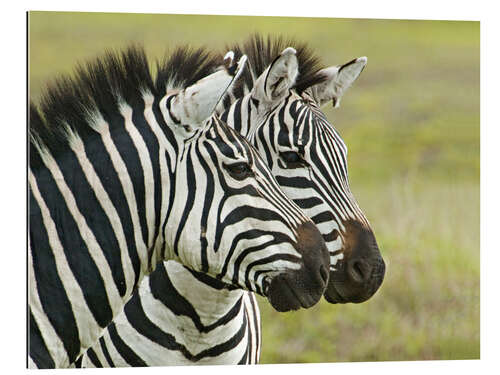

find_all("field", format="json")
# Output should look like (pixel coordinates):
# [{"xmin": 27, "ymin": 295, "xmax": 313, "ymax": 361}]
[{"xmin": 28, "ymin": 12, "xmax": 480, "ymax": 363}]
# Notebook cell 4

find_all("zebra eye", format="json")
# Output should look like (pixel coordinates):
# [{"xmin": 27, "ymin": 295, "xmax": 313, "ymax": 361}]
[
  {"xmin": 224, "ymin": 162, "xmax": 254, "ymax": 180},
  {"xmin": 280, "ymin": 151, "xmax": 307, "ymax": 169}
]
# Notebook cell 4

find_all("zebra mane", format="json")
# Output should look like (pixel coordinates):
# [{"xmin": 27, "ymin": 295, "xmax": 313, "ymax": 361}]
[
  {"xmin": 224, "ymin": 34, "xmax": 327, "ymax": 107},
  {"xmin": 29, "ymin": 45, "xmax": 222, "ymax": 169}
]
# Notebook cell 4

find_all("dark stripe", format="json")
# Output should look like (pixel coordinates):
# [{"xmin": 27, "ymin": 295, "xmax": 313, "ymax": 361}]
[
  {"xmin": 86, "ymin": 347, "xmax": 103, "ymax": 368},
  {"xmin": 194, "ymin": 145, "xmax": 215, "ymax": 273},
  {"xmin": 99, "ymin": 336, "xmax": 115, "ymax": 367},
  {"xmin": 232, "ymin": 98, "xmax": 243, "ymax": 133},
  {"xmin": 222, "ymin": 95, "xmax": 232, "ymax": 112},
  {"xmin": 220, "ymin": 106, "xmax": 229, "ymax": 123},
  {"xmin": 293, "ymin": 196, "xmax": 323, "ymax": 209},
  {"xmin": 58, "ymin": 146, "xmax": 127, "ymax": 297},
  {"xmin": 28, "ymin": 308, "xmax": 55, "ymax": 369},
  {"xmin": 277, "ymin": 111, "xmax": 292, "ymax": 148},
  {"xmin": 165, "ymin": 95, "xmax": 180, "ymax": 124},
  {"xmin": 152, "ymin": 96, "xmax": 178, "ymax": 155},
  {"xmin": 108, "ymin": 113, "xmax": 150, "ymax": 250},
  {"xmin": 83, "ymin": 130, "xmax": 141, "ymax": 288},
  {"xmin": 173, "ymin": 150, "xmax": 196, "ymax": 256},
  {"xmin": 132, "ymin": 97, "xmax": 162, "ymax": 249},
  {"xmin": 267, "ymin": 108, "xmax": 276, "ymax": 154},
  {"xmin": 33, "ymin": 167, "xmax": 113, "ymax": 328},
  {"xmin": 256, "ymin": 120, "xmax": 274, "ymax": 168},
  {"xmin": 244, "ymin": 97, "xmax": 252, "ymax": 137},
  {"xmin": 276, "ymin": 175, "xmax": 315, "ymax": 190},
  {"xmin": 107, "ymin": 323, "xmax": 147, "ymax": 367},
  {"xmin": 74, "ymin": 355, "xmax": 83, "ymax": 368},
  {"xmin": 310, "ymin": 211, "xmax": 335, "ymax": 225},
  {"xmin": 29, "ymin": 189, "xmax": 81, "ymax": 363}
]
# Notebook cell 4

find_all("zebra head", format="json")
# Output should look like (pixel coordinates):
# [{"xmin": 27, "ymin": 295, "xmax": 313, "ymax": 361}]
[
  {"xmin": 158, "ymin": 52, "xmax": 330, "ymax": 312},
  {"xmin": 223, "ymin": 37, "xmax": 385, "ymax": 304}
]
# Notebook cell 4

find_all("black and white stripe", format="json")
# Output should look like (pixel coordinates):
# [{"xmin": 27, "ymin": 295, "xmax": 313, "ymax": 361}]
[
  {"xmin": 76, "ymin": 36, "xmax": 384, "ymax": 367},
  {"xmin": 28, "ymin": 45, "xmax": 330, "ymax": 368}
]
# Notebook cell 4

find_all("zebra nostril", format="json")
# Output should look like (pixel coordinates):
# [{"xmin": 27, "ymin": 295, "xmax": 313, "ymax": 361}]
[{"xmin": 347, "ymin": 259, "xmax": 371, "ymax": 284}]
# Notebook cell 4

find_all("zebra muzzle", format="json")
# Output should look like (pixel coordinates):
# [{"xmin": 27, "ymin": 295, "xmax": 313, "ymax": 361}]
[
  {"xmin": 323, "ymin": 220, "xmax": 386, "ymax": 304},
  {"xmin": 266, "ymin": 221, "xmax": 330, "ymax": 312}
]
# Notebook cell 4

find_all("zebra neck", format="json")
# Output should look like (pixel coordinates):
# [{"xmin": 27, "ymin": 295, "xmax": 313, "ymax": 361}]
[
  {"xmin": 29, "ymin": 96, "xmax": 177, "ymax": 352},
  {"xmin": 146, "ymin": 261, "xmax": 246, "ymax": 337}
]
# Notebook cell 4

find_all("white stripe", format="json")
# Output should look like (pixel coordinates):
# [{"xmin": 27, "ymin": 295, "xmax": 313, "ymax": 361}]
[
  {"xmin": 35, "ymin": 151, "xmax": 123, "ymax": 319},
  {"xmin": 142, "ymin": 92, "xmax": 172, "ymax": 256},
  {"xmin": 27, "ymin": 356, "xmax": 38, "ymax": 369},
  {"xmin": 119, "ymin": 101, "xmax": 156, "ymax": 250},
  {"xmin": 90, "ymin": 115, "xmax": 149, "ymax": 275},
  {"xmin": 29, "ymin": 169, "xmax": 100, "ymax": 367},
  {"xmin": 67, "ymin": 131, "xmax": 136, "ymax": 299}
]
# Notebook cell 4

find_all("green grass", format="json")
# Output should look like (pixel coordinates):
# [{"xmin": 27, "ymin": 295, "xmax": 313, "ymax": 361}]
[
  {"xmin": 257, "ymin": 180, "xmax": 479, "ymax": 363},
  {"xmin": 28, "ymin": 12, "xmax": 480, "ymax": 363}
]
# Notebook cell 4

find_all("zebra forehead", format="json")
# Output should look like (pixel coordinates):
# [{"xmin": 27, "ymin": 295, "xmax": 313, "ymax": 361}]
[{"xmin": 207, "ymin": 121, "xmax": 255, "ymax": 160}]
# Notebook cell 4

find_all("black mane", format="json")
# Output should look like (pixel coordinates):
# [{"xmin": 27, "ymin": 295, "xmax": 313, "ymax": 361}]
[
  {"xmin": 225, "ymin": 34, "xmax": 327, "ymax": 102},
  {"xmin": 29, "ymin": 45, "xmax": 222, "ymax": 169}
]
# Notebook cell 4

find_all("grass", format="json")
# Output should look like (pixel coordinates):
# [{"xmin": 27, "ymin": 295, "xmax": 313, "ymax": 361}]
[
  {"xmin": 28, "ymin": 11, "xmax": 480, "ymax": 363},
  {"xmin": 257, "ymin": 179, "xmax": 479, "ymax": 363}
]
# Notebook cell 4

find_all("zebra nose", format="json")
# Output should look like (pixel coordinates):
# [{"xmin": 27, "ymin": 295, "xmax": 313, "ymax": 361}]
[
  {"xmin": 323, "ymin": 220, "xmax": 385, "ymax": 304},
  {"xmin": 266, "ymin": 221, "xmax": 330, "ymax": 312}
]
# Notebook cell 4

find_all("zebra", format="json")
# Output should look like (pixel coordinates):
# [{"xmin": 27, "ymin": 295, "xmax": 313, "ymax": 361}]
[
  {"xmin": 76, "ymin": 35, "xmax": 385, "ymax": 367},
  {"xmin": 28, "ymin": 45, "xmax": 331, "ymax": 369}
]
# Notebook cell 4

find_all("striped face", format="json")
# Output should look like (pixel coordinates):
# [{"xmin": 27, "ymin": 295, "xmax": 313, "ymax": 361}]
[
  {"xmin": 239, "ymin": 50, "xmax": 385, "ymax": 303},
  {"xmin": 250, "ymin": 91, "xmax": 383, "ymax": 302},
  {"xmin": 158, "ymin": 67, "xmax": 330, "ymax": 312}
]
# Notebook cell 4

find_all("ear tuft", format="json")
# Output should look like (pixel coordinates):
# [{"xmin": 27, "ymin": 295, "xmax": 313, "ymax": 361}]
[{"xmin": 309, "ymin": 56, "xmax": 368, "ymax": 108}]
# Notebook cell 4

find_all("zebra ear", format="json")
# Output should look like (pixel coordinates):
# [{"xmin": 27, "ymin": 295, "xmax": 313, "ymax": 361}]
[
  {"xmin": 169, "ymin": 53, "xmax": 247, "ymax": 127},
  {"xmin": 252, "ymin": 47, "xmax": 298, "ymax": 103},
  {"xmin": 309, "ymin": 56, "xmax": 367, "ymax": 108}
]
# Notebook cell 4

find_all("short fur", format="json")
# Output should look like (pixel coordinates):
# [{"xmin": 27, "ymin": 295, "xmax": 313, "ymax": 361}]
[{"xmin": 29, "ymin": 45, "xmax": 222, "ymax": 170}]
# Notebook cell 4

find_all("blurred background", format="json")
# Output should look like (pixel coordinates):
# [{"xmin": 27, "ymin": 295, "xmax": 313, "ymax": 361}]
[{"xmin": 28, "ymin": 12, "xmax": 479, "ymax": 363}]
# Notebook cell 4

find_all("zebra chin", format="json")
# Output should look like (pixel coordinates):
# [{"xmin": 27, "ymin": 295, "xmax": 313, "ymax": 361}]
[
  {"xmin": 323, "ymin": 220, "xmax": 386, "ymax": 304},
  {"xmin": 263, "ymin": 221, "xmax": 330, "ymax": 312}
]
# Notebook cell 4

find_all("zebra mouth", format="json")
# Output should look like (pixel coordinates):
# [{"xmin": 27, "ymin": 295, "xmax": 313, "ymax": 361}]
[
  {"xmin": 324, "ymin": 258, "xmax": 386, "ymax": 304},
  {"xmin": 261, "ymin": 221, "xmax": 330, "ymax": 312},
  {"xmin": 264, "ymin": 266, "xmax": 328, "ymax": 312}
]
